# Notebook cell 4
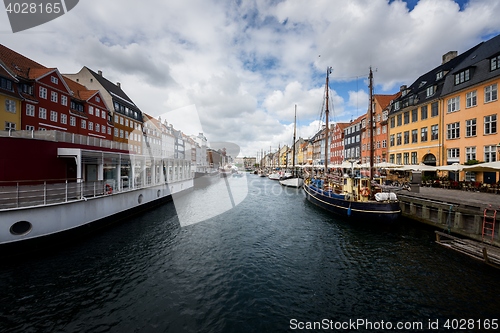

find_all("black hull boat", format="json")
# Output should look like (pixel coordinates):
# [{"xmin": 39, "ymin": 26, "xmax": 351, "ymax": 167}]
[{"xmin": 303, "ymin": 183, "xmax": 401, "ymax": 223}]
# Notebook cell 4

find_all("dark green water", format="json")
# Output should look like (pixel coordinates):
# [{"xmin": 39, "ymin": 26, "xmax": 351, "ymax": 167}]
[{"xmin": 1, "ymin": 175, "xmax": 499, "ymax": 332}]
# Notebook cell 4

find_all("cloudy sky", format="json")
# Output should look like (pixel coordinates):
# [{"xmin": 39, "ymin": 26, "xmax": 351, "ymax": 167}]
[{"xmin": 1, "ymin": 0, "xmax": 500, "ymax": 157}]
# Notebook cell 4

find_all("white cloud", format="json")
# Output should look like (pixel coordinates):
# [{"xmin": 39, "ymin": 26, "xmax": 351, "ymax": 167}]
[{"xmin": 1, "ymin": 0, "xmax": 500, "ymax": 156}]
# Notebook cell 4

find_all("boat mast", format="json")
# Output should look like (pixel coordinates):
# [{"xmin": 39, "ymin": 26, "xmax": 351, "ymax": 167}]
[
  {"xmin": 369, "ymin": 67, "xmax": 374, "ymax": 183},
  {"xmin": 292, "ymin": 104, "xmax": 297, "ymax": 176},
  {"xmin": 324, "ymin": 67, "xmax": 332, "ymax": 175}
]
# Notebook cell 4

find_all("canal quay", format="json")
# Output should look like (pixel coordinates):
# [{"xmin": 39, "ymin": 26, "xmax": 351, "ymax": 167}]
[{"xmin": 1, "ymin": 174, "xmax": 499, "ymax": 333}]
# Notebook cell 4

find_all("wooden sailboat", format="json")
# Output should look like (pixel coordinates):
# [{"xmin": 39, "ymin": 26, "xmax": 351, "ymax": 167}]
[
  {"xmin": 280, "ymin": 104, "xmax": 304, "ymax": 188},
  {"xmin": 303, "ymin": 67, "xmax": 401, "ymax": 222}
]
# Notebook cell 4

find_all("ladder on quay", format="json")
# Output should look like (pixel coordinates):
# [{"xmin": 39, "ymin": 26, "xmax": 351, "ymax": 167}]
[{"xmin": 482, "ymin": 205, "xmax": 497, "ymax": 242}]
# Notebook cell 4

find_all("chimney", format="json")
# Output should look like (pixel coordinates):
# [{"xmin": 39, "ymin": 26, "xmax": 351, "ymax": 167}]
[
  {"xmin": 116, "ymin": 82, "xmax": 121, "ymax": 88},
  {"xmin": 98, "ymin": 70, "xmax": 102, "ymax": 76},
  {"xmin": 442, "ymin": 51, "xmax": 458, "ymax": 64},
  {"xmin": 400, "ymin": 85, "xmax": 407, "ymax": 92}
]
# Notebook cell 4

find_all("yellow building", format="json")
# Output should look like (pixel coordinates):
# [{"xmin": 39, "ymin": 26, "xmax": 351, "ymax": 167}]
[
  {"xmin": 388, "ymin": 48, "xmax": 481, "ymax": 167},
  {"xmin": 0, "ymin": 66, "xmax": 22, "ymax": 131},
  {"xmin": 440, "ymin": 35, "xmax": 500, "ymax": 183}
]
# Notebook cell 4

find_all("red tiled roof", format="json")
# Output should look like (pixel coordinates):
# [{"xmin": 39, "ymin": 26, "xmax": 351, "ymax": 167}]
[
  {"xmin": 374, "ymin": 93, "xmax": 400, "ymax": 110},
  {"xmin": 0, "ymin": 44, "xmax": 47, "ymax": 79},
  {"xmin": 63, "ymin": 76, "xmax": 89, "ymax": 99}
]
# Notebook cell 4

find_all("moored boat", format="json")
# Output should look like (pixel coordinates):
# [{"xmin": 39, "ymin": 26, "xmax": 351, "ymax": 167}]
[
  {"xmin": 303, "ymin": 68, "xmax": 401, "ymax": 222},
  {"xmin": 0, "ymin": 130, "xmax": 193, "ymax": 251}
]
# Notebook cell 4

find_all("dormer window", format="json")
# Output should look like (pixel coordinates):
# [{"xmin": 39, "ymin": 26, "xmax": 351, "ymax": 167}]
[
  {"xmin": 419, "ymin": 81, "xmax": 427, "ymax": 88},
  {"xmin": 491, "ymin": 55, "xmax": 500, "ymax": 71},
  {"xmin": 0, "ymin": 77, "xmax": 13, "ymax": 91},
  {"xmin": 454, "ymin": 69, "xmax": 470, "ymax": 85},
  {"xmin": 436, "ymin": 71, "xmax": 443, "ymax": 80},
  {"xmin": 426, "ymin": 85, "xmax": 436, "ymax": 97}
]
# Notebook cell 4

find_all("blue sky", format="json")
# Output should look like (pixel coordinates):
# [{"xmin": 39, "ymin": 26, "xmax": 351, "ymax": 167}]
[{"xmin": 1, "ymin": 0, "xmax": 500, "ymax": 156}]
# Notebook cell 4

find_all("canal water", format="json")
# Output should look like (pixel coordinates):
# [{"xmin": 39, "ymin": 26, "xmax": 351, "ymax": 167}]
[{"xmin": 1, "ymin": 175, "xmax": 499, "ymax": 332}]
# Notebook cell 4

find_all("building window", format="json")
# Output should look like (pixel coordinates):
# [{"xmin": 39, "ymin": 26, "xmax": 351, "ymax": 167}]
[
  {"xmin": 26, "ymin": 104, "xmax": 35, "ymax": 117},
  {"xmin": 421, "ymin": 127, "xmax": 428, "ymax": 142},
  {"xmin": 484, "ymin": 114, "xmax": 497, "ymax": 134},
  {"xmin": 88, "ymin": 106, "xmax": 94, "ymax": 115},
  {"xmin": 465, "ymin": 172, "xmax": 476, "ymax": 182},
  {"xmin": 396, "ymin": 133, "xmax": 402, "ymax": 145},
  {"xmin": 114, "ymin": 115, "xmax": 118, "ymax": 123},
  {"xmin": 382, "ymin": 125, "xmax": 387, "ymax": 134},
  {"xmin": 390, "ymin": 117, "xmax": 395, "ymax": 128},
  {"xmin": 397, "ymin": 114, "xmax": 402, "ymax": 126},
  {"xmin": 466, "ymin": 91, "xmax": 477, "ymax": 108},
  {"xmin": 389, "ymin": 154, "xmax": 395, "ymax": 164},
  {"xmin": 447, "ymin": 148, "xmax": 460, "ymax": 160},
  {"xmin": 382, "ymin": 140, "xmax": 387, "ymax": 148},
  {"xmin": 108, "ymin": 127, "xmax": 111, "ymax": 135},
  {"xmin": 88, "ymin": 122, "xmax": 93, "ymax": 131},
  {"xmin": 5, "ymin": 99, "xmax": 16, "ymax": 113},
  {"xmin": 421, "ymin": 105, "xmax": 428, "ymax": 120},
  {"xmin": 403, "ymin": 111, "xmax": 409, "ymax": 124},
  {"xmin": 396, "ymin": 153, "xmax": 402, "ymax": 165},
  {"xmin": 114, "ymin": 128, "xmax": 118, "ymax": 137},
  {"xmin": 484, "ymin": 145, "xmax": 497, "ymax": 162},
  {"xmin": 120, "ymin": 129, "xmax": 124, "ymax": 138},
  {"xmin": 465, "ymin": 146, "xmax": 476, "ymax": 162},
  {"xmin": 485, "ymin": 84, "xmax": 498, "ymax": 103},
  {"xmin": 120, "ymin": 117, "xmax": 124, "ymax": 125},
  {"xmin": 60, "ymin": 114, "xmax": 67, "ymax": 124},
  {"xmin": 426, "ymin": 85, "xmax": 436, "ymax": 97},
  {"xmin": 81, "ymin": 119, "xmax": 86, "ymax": 129},
  {"xmin": 51, "ymin": 91, "xmax": 58, "ymax": 103},
  {"xmin": 26, "ymin": 125, "xmax": 34, "ymax": 131},
  {"xmin": 39, "ymin": 107, "xmax": 47, "ymax": 119},
  {"xmin": 411, "ymin": 152, "xmax": 418, "ymax": 164},
  {"xmin": 39, "ymin": 86, "xmax": 47, "ymax": 99},
  {"xmin": 404, "ymin": 131, "xmax": 409, "ymax": 144},
  {"xmin": 95, "ymin": 123, "xmax": 100, "ymax": 132},
  {"xmin": 411, "ymin": 109, "xmax": 418, "ymax": 122},
  {"xmin": 431, "ymin": 102, "xmax": 438, "ymax": 117},
  {"xmin": 491, "ymin": 55, "xmax": 500, "ymax": 71},
  {"xmin": 5, "ymin": 121, "xmax": 15, "ymax": 131},
  {"xmin": 454, "ymin": 69, "xmax": 470, "ymax": 85},
  {"xmin": 403, "ymin": 152, "xmax": 409, "ymax": 164},
  {"xmin": 102, "ymin": 125, "xmax": 106, "ymax": 134},
  {"xmin": 102, "ymin": 111, "xmax": 106, "ymax": 119},
  {"xmin": 447, "ymin": 122, "xmax": 460, "ymax": 139},
  {"xmin": 431, "ymin": 124, "xmax": 438, "ymax": 140},
  {"xmin": 0, "ymin": 77, "xmax": 14, "ymax": 91},
  {"xmin": 51, "ymin": 76, "xmax": 58, "ymax": 84},
  {"xmin": 50, "ymin": 111, "xmax": 57, "ymax": 122},
  {"xmin": 70, "ymin": 116, "xmax": 76, "ymax": 126},
  {"xmin": 411, "ymin": 129, "xmax": 418, "ymax": 143},
  {"xmin": 61, "ymin": 95, "xmax": 67, "ymax": 106},
  {"xmin": 447, "ymin": 96, "xmax": 460, "ymax": 113},
  {"xmin": 96, "ymin": 108, "xmax": 100, "ymax": 118},
  {"xmin": 466, "ymin": 119, "xmax": 476, "ymax": 137},
  {"xmin": 390, "ymin": 134, "xmax": 395, "ymax": 147}
]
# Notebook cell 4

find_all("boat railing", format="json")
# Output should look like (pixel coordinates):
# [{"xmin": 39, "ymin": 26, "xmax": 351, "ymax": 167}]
[
  {"xmin": 0, "ymin": 130, "xmax": 130, "ymax": 151},
  {"xmin": 0, "ymin": 178, "xmax": 131, "ymax": 210}
]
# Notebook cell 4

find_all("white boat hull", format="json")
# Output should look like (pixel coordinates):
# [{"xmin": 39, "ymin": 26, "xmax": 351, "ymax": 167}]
[
  {"xmin": 0, "ymin": 179, "xmax": 192, "ymax": 246},
  {"xmin": 279, "ymin": 177, "xmax": 304, "ymax": 188}
]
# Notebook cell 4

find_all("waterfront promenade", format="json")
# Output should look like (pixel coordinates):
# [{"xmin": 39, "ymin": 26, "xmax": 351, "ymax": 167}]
[{"xmin": 404, "ymin": 186, "xmax": 500, "ymax": 209}]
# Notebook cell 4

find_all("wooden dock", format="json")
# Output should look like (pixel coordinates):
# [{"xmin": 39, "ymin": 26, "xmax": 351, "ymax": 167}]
[{"xmin": 435, "ymin": 231, "xmax": 500, "ymax": 269}]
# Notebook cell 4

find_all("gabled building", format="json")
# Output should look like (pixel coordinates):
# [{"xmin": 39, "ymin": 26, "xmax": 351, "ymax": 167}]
[
  {"xmin": 330, "ymin": 122, "xmax": 349, "ymax": 165},
  {"xmin": 0, "ymin": 64, "xmax": 21, "ymax": 131},
  {"xmin": 344, "ymin": 115, "xmax": 363, "ymax": 162},
  {"xmin": 65, "ymin": 67, "xmax": 143, "ymax": 153},
  {"xmin": 440, "ymin": 34, "xmax": 500, "ymax": 183},
  {"xmin": 388, "ymin": 46, "xmax": 481, "ymax": 166},
  {"xmin": 0, "ymin": 44, "xmax": 75, "ymax": 133},
  {"xmin": 361, "ymin": 93, "xmax": 398, "ymax": 165},
  {"xmin": 62, "ymin": 77, "xmax": 113, "ymax": 140}
]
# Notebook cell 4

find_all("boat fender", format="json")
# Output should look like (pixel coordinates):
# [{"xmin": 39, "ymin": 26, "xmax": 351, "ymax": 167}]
[
  {"xmin": 105, "ymin": 184, "xmax": 113, "ymax": 195},
  {"xmin": 360, "ymin": 187, "xmax": 370, "ymax": 197}
]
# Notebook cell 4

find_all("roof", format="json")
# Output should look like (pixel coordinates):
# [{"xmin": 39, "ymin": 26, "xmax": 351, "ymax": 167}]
[
  {"xmin": 84, "ymin": 66, "xmax": 140, "ymax": 111},
  {"xmin": 374, "ymin": 93, "xmax": 399, "ymax": 110},
  {"xmin": 0, "ymin": 44, "xmax": 47, "ymax": 79}
]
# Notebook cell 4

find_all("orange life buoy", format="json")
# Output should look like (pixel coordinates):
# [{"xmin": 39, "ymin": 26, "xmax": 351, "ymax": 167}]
[
  {"xmin": 105, "ymin": 184, "xmax": 113, "ymax": 194},
  {"xmin": 360, "ymin": 187, "xmax": 370, "ymax": 197}
]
